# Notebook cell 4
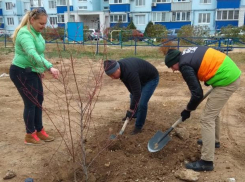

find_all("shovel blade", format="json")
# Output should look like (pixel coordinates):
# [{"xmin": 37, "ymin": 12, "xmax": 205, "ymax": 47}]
[{"xmin": 147, "ymin": 130, "xmax": 171, "ymax": 152}]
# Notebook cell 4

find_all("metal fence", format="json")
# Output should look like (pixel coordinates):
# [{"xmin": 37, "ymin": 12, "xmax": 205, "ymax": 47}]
[{"xmin": 1, "ymin": 34, "xmax": 245, "ymax": 55}]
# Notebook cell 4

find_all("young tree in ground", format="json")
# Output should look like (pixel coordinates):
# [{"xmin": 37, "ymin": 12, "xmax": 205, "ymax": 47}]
[
  {"xmin": 144, "ymin": 21, "xmax": 154, "ymax": 37},
  {"xmin": 193, "ymin": 25, "xmax": 210, "ymax": 38},
  {"xmin": 127, "ymin": 20, "xmax": 136, "ymax": 30},
  {"xmin": 178, "ymin": 25, "xmax": 210, "ymax": 45},
  {"xmin": 178, "ymin": 25, "xmax": 193, "ymax": 38},
  {"xmin": 152, "ymin": 24, "xmax": 168, "ymax": 41},
  {"xmin": 221, "ymin": 25, "xmax": 240, "ymax": 38},
  {"xmin": 127, "ymin": 20, "xmax": 138, "ymax": 41}
]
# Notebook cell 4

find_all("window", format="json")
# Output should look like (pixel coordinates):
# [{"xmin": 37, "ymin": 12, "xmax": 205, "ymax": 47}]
[
  {"xmin": 0, "ymin": 1, "xmax": 2, "ymax": 8},
  {"xmin": 152, "ymin": 0, "xmax": 170, "ymax": 2},
  {"xmin": 7, "ymin": 17, "xmax": 14, "ymax": 25},
  {"xmin": 78, "ymin": 0, "xmax": 87, "ymax": 1},
  {"xmin": 135, "ymin": 15, "xmax": 145, "ymax": 25},
  {"xmin": 110, "ymin": 14, "xmax": 126, "ymax": 23},
  {"xmin": 216, "ymin": 10, "xmax": 239, "ymax": 20},
  {"xmin": 104, "ymin": 6, "xmax": 109, "ymax": 10},
  {"xmin": 110, "ymin": 0, "xmax": 123, "ymax": 4},
  {"xmin": 173, "ymin": 0, "xmax": 189, "ymax": 2},
  {"xmin": 49, "ymin": 1, "xmax": 56, "ymax": 8},
  {"xmin": 198, "ymin": 13, "xmax": 210, "ymax": 23},
  {"xmin": 200, "ymin": 0, "xmax": 211, "ymax": 3},
  {"xmin": 172, "ymin": 11, "xmax": 190, "ymax": 21},
  {"xmin": 58, "ymin": 14, "xmax": 64, "ymax": 23},
  {"xmin": 49, "ymin": 17, "xmax": 57, "ymax": 25},
  {"xmin": 0, "ymin": 17, "xmax": 3, "ymax": 23},
  {"xmin": 104, "ymin": 0, "xmax": 109, "ymax": 1},
  {"xmin": 6, "ymin": 2, "xmax": 12, "ymax": 10},
  {"xmin": 18, "ymin": 17, "xmax": 22, "ymax": 24},
  {"xmin": 70, "ymin": 15, "xmax": 75, "ymax": 22},
  {"xmin": 78, "ymin": 6, "xmax": 87, "ymax": 10},
  {"xmin": 136, "ymin": 0, "xmax": 145, "ymax": 6},
  {"xmin": 152, "ymin": 12, "xmax": 171, "ymax": 22},
  {"xmin": 57, "ymin": 0, "xmax": 66, "ymax": 6}
]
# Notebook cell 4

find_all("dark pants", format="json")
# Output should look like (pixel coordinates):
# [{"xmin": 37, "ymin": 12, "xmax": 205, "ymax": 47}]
[
  {"xmin": 9, "ymin": 65, "xmax": 43, "ymax": 134},
  {"xmin": 130, "ymin": 76, "xmax": 159, "ymax": 129}
]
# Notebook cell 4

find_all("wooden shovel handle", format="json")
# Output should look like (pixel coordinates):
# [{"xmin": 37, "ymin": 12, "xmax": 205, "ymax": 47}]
[
  {"xmin": 172, "ymin": 88, "xmax": 213, "ymax": 129},
  {"xmin": 119, "ymin": 118, "xmax": 129, "ymax": 135}
]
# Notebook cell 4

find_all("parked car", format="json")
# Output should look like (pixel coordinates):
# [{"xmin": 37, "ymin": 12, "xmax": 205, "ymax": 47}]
[
  {"xmin": 131, "ymin": 30, "xmax": 144, "ymax": 41},
  {"xmin": 0, "ymin": 28, "xmax": 11, "ymax": 37},
  {"xmin": 87, "ymin": 29, "xmax": 101, "ymax": 40},
  {"xmin": 167, "ymin": 28, "xmax": 180, "ymax": 39}
]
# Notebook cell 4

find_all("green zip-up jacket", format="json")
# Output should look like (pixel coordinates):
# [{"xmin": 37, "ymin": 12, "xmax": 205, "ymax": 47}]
[{"xmin": 12, "ymin": 25, "xmax": 52, "ymax": 73}]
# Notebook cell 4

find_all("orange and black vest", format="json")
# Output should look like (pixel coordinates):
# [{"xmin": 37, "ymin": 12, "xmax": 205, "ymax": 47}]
[{"xmin": 179, "ymin": 46, "xmax": 241, "ymax": 87}]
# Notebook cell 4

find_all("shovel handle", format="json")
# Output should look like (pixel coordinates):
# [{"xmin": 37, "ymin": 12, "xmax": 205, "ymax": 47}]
[
  {"xmin": 148, "ymin": 88, "xmax": 214, "ymax": 152},
  {"xmin": 175, "ymin": 88, "xmax": 212, "ymax": 125},
  {"xmin": 172, "ymin": 118, "xmax": 182, "ymax": 128},
  {"xmin": 119, "ymin": 118, "xmax": 129, "ymax": 135},
  {"xmin": 203, "ymin": 88, "xmax": 213, "ymax": 100},
  {"xmin": 172, "ymin": 88, "xmax": 213, "ymax": 129}
]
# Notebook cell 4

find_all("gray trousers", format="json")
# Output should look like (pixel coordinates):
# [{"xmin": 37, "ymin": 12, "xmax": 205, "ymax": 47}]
[{"xmin": 200, "ymin": 77, "xmax": 240, "ymax": 161}]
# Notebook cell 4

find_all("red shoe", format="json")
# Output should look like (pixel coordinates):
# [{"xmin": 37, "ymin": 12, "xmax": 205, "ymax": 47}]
[
  {"xmin": 25, "ymin": 132, "xmax": 44, "ymax": 145},
  {"xmin": 36, "ymin": 129, "xmax": 54, "ymax": 142}
]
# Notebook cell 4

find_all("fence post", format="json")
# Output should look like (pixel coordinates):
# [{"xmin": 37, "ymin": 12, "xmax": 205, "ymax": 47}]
[
  {"xmin": 4, "ymin": 34, "xmax": 7, "ymax": 48},
  {"xmin": 218, "ymin": 38, "xmax": 221, "ymax": 48},
  {"xmin": 134, "ymin": 38, "xmax": 137, "ymax": 55},
  {"xmin": 63, "ymin": 34, "xmax": 66, "ymax": 51},
  {"xmin": 96, "ymin": 39, "xmax": 99, "ymax": 55},
  {"xmin": 120, "ymin": 30, "xmax": 122, "ymax": 49}
]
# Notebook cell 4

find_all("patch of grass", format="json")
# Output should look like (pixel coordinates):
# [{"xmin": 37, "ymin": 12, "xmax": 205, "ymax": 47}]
[
  {"xmin": 0, "ymin": 46, "xmax": 14, "ymax": 55},
  {"xmin": 45, "ymin": 43, "xmax": 163, "ymax": 61},
  {"xmin": 228, "ymin": 52, "xmax": 245, "ymax": 70}
]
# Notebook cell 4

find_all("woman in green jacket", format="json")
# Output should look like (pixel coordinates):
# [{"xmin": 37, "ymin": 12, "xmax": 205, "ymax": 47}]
[{"xmin": 9, "ymin": 8, "xmax": 59, "ymax": 145}]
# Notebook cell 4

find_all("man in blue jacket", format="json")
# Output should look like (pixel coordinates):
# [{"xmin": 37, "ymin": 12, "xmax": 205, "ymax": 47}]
[{"xmin": 104, "ymin": 58, "xmax": 159, "ymax": 135}]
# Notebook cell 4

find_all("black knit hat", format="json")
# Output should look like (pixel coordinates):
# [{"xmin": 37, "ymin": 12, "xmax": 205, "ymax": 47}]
[
  {"xmin": 104, "ymin": 60, "xmax": 120, "ymax": 75},
  {"xmin": 165, "ymin": 49, "xmax": 181, "ymax": 68}
]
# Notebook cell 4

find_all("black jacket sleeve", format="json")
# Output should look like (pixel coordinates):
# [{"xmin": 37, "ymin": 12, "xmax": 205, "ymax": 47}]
[
  {"xmin": 180, "ymin": 65, "xmax": 203, "ymax": 110},
  {"xmin": 128, "ymin": 72, "xmax": 141, "ymax": 110}
]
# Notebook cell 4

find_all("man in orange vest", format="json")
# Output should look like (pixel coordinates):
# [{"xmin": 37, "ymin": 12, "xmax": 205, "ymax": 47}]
[{"xmin": 165, "ymin": 46, "xmax": 241, "ymax": 171}]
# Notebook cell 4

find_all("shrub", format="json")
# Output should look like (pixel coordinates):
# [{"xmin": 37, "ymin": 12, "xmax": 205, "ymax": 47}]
[
  {"xmin": 178, "ymin": 25, "xmax": 210, "ymax": 45},
  {"xmin": 220, "ymin": 25, "xmax": 240, "ymax": 38},
  {"xmin": 42, "ymin": 27, "xmax": 65, "ymax": 41},
  {"xmin": 127, "ymin": 20, "xmax": 136, "ymax": 30},
  {"xmin": 144, "ymin": 21, "xmax": 154, "ymax": 37}
]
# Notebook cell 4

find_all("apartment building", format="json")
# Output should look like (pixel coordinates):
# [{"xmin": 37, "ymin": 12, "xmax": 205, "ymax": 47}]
[{"xmin": 0, "ymin": 0, "xmax": 245, "ymax": 35}]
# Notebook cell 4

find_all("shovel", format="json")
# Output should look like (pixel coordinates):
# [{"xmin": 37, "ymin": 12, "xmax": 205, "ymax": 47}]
[
  {"xmin": 148, "ymin": 88, "xmax": 213, "ymax": 152},
  {"xmin": 110, "ymin": 117, "xmax": 129, "ymax": 139}
]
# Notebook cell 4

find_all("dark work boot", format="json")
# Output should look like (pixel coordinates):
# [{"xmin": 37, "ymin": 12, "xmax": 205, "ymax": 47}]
[
  {"xmin": 130, "ymin": 127, "xmax": 142, "ymax": 135},
  {"xmin": 185, "ymin": 160, "xmax": 214, "ymax": 171},
  {"xmin": 197, "ymin": 139, "xmax": 220, "ymax": 148}
]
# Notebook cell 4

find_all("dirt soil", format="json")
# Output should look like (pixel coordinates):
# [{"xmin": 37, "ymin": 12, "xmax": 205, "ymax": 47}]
[{"xmin": 1, "ymin": 49, "xmax": 245, "ymax": 182}]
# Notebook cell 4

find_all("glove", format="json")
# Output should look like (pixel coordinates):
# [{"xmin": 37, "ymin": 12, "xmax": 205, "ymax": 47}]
[
  {"xmin": 181, "ymin": 109, "xmax": 191, "ymax": 122},
  {"xmin": 122, "ymin": 110, "xmax": 133, "ymax": 121}
]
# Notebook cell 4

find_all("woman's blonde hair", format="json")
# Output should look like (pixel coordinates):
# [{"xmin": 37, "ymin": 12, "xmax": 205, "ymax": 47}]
[{"xmin": 12, "ymin": 8, "xmax": 47, "ymax": 43}]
